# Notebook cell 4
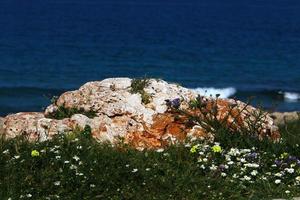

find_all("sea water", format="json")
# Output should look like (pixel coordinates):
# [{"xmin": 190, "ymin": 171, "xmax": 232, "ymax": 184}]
[{"xmin": 0, "ymin": 0, "xmax": 299, "ymax": 115}]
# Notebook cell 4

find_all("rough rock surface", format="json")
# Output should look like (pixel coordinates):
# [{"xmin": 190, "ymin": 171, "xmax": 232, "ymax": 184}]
[
  {"xmin": 0, "ymin": 78, "xmax": 280, "ymax": 149},
  {"xmin": 0, "ymin": 117, "xmax": 4, "ymax": 135},
  {"xmin": 270, "ymin": 111, "xmax": 299, "ymax": 126}
]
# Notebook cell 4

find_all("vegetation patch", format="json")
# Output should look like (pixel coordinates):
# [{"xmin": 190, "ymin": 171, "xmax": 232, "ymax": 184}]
[
  {"xmin": 130, "ymin": 78, "xmax": 151, "ymax": 104},
  {"xmin": 1, "ymin": 95, "xmax": 299, "ymax": 199},
  {"xmin": 0, "ymin": 118, "xmax": 299, "ymax": 199},
  {"xmin": 46, "ymin": 106, "xmax": 97, "ymax": 120}
]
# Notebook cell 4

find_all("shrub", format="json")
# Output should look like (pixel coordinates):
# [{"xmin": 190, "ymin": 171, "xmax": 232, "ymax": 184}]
[
  {"xmin": 46, "ymin": 106, "xmax": 97, "ymax": 120},
  {"xmin": 130, "ymin": 78, "xmax": 151, "ymax": 104}
]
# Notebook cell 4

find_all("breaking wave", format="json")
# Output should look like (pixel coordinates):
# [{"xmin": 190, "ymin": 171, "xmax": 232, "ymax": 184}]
[
  {"xmin": 192, "ymin": 87, "xmax": 237, "ymax": 98},
  {"xmin": 283, "ymin": 92, "xmax": 300, "ymax": 102}
]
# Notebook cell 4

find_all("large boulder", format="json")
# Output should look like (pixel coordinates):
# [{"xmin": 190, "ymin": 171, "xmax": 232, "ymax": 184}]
[
  {"xmin": 271, "ymin": 111, "xmax": 299, "ymax": 126},
  {"xmin": 0, "ymin": 78, "xmax": 280, "ymax": 149},
  {"xmin": 0, "ymin": 117, "xmax": 4, "ymax": 135}
]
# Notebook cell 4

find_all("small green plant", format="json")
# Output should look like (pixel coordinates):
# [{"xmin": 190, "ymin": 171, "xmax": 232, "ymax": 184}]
[
  {"xmin": 81, "ymin": 125, "xmax": 92, "ymax": 139},
  {"xmin": 130, "ymin": 78, "xmax": 151, "ymax": 104},
  {"xmin": 46, "ymin": 106, "xmax": 97, "ymax": 120},
  {"xmin": 167, "ymin": 95, "xmax": 280, "ymax": 150},
  {"xmin": 0, "ymin": 124, "xmax": 299, "ymax": 199},
  {"xmin": 50, "ymin": 96, "xmax": 59, "ymax": 104}
]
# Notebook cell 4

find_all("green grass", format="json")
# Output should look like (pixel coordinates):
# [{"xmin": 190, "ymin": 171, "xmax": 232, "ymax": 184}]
[
  {"xmin": 130, "ymin": 78, "xmax": 151, "ymax": 104},
  {"xmin": 0, "ymin": 120, "xmax": 299, "ymax": 200},
  {"xmin": 45, "ymin": 106, "xmax": 98, "ymax": 120},
  {"xmin": 1, "ymin": 93, "xmax": 300, "ymax": 199}
]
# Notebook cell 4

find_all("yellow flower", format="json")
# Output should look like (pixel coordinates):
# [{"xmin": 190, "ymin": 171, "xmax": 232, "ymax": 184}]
[
  {"xmin": 280, "ymin": 152, "xmax": 289, "ymax": 159},
  {"xmin": 190, "ymin": 145, "xmax": 198, "ymax": 153},
  {"xmin": 212, "ymin": 145, "xmax": 222, "ymax": 153},
  {"xmin": 31, "ymin": 150, "xmax": 40, "ymax": 157}
]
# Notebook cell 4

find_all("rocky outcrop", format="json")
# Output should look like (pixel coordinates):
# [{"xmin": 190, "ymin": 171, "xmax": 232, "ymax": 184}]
[
  {"xmin": 0, "ymin": 117, "xmax": 4, "ymax": 135},
  {"xmin": 271, "ymin": 112, "xmax": 299, "ymax": 126},
  {"xmin": 0, "ymin": 78, "xmax": 281, "ymax": 149}
]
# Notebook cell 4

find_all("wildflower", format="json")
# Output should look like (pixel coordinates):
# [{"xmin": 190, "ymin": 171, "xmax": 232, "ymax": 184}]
[
  {"xmin": 73, "ymin": 156, "xmax": 80, "ymax": 161},
  {"xmin": 26, "ymin": 194, "xmax": 32, "ymax": 198},
  {"xmin": 241, "ymin": 167, "xmax": 247, "ymax": 172},
  {"xmin": 251, "ymin": 170, "xmax": 258, "ymax": 176},
  {"xmin": 261, "ymin": 176, "xmax": 267, "ymax": 180},
  {"xmin": 285, "ymin": 190, "xmax": 290, "ymax": 194},
  {"xmin": 64, "ymin": 160, "xmax": 70, "ymax": 164},
  {"xmin": 219, "ymin": 164, "xmax": 226, "ymax": 171},
  {"xmin": 225, "ymin": 155, "xmax": 231, "ymax": 161},
  {"xmin": 291, "ymin": 163, "xmax": 296, "ymax": 168},
  {"xmin": 280, "ymin": 152, "xmax": 289, "ymax": 159},
  {"xmin": 274, "ymin": 172, "xmax": 283, "ymax": 177},
  {"xmin": 243, "ymin": 175, "xmax": 251, "ymax": 181},
  {"xmin": 2, "ymin": 149, "xmax": 9, "ymax": 154},
  {"xmin": 132, "ymin": 168, "xmax": 138, "ymax": 173},
  {"xmin": 54, "ymin": 150, "xmax": 60, "ymax": 154},
  {"xmin": 70, "ymin": 165, "xmax": 77, "ymax": 170},
  {"xmin": 190, "ymin": 145, "xmax": 199, "ymax": 153},
  {"xmin": 54, "ymin": 181, "xmax": 61, "ymax": 186},
  {"xmin": 156, "ymin": 148, "xmax": 164, "ymax": 153},
  {"xmin": 275, "ymin": 179, "xmax": 281, "ymax": 184},
  {"xmin": 166, "ymin": 98, "xmax": 181, "ymax": 109},
  {"xmin": 221, "ymin": 172, "xmax": 227, "ymax": 177},
  {"xmin": 55, "ymin": 156, "xmax": 61, "ymax": 160},
  {"xmin": 209, "ymin": 164, "xmax": 217, "ymax": 171},
  {"xmin": 274, "ymin": 159, "xmax": 282, "ymax": 166},
  {"xmin": 228, "ymin": 148, "xmax": 240, "ymax": 156},
  {"xmin": 227, "ymin": 161, "xmax": 234, "ymax": 165},
  {"xmin": 211, "ymin": 145, "xmax": 222, "ymax": 153},
  {"xmin": 185, "ymin": 143, "xmax": 191, "ymax": 148},
  {"xmin": 145, "ymin": 168, "xmax": 151, "ymax": 171},
  {"xmin": 90, "ymin": 184, "xmax": 96, "ymax": 188},
  {"xmin": 14, "ymin": 155, "xmax": 20, "ymax": 159},
  {"xmin": 247, "ymin": 152, "xmax": 258, "ymax": 159},
  {"xmin": 240, "ymin": 149, "xmax": 251, "ymax": 154},
  {"xmin": 244, "ymin": 163, "xmax": 259, "ymax": 168},
  {"xmin": 285, "ymin": 168, "xmax": 295, "ymax": 174},
  {"xmin": 31, "ymin": 150, "xmax": 40, "ymax": 157}
]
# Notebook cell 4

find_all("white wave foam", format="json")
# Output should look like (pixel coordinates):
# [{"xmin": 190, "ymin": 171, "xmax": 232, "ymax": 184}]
[
  {"xmin": 284, "ymin": 92, "xmax": 300, "ymax": 102},
  {"xmin": 192, "ymin": 87, "xmax": 236, "ymax": 98}
]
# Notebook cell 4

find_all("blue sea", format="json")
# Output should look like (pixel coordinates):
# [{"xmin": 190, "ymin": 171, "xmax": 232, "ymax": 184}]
[{"xmin": 0, "ymin": 0, "xmax": 300, "ymax": 116}]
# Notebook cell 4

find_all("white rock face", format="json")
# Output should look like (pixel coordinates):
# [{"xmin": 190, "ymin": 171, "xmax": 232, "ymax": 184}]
[
  {"xmin": 270, "ymin": 111, "xmax": 299, "ymax": 125},
  {"xmin": 45, "ymin": 78, "xmax": 197, "ymax": 125},
  {"xmin": 0, "ymin": 78, "xmax": 280, "ymax": 149},
  {"xmin": 0, "ymin": 117, "xmax": 4, "ymax": 135}
]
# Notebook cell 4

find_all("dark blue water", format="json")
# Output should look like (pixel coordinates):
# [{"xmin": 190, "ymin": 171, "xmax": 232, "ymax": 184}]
[{"xmin": 0, "ymin": 0, "xmax": 300, "ymax": 115}]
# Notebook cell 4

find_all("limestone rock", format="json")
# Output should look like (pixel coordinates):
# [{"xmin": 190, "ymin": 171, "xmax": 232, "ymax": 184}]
[
  {"xmin": 3, "ymin": 112, "xmax": 45, "ymax": 141},
  {"xmin": 0, "ymin": 117, "xmax": 4, "ymax": 135},
  {"xmin": 1, "ymin": 78, "xmax": 281, "ymax": 149},
  {"xmin": 270, "ymin": 112, "xmax": 299, "ymax": 126}
]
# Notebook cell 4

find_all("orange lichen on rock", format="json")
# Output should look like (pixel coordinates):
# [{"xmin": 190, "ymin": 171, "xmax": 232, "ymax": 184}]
[{"xmin": 0, "ymin": 78, "xmax": 281, "ymax": 149}]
